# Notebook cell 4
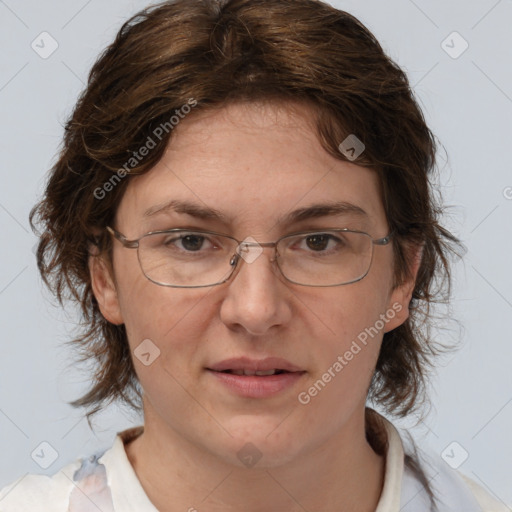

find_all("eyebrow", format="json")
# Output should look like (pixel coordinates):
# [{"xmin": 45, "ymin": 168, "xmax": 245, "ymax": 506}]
[
  {"xmin": 143, "ymin": 199, "xmax": 368, "ymax": 225},
  {"xmin": 280, "ymin": 201, "xmax": 368, "ymax": 225},
  {"xmin": 143, "ymin": 199, "xmax": 229, "ymax": 221}
]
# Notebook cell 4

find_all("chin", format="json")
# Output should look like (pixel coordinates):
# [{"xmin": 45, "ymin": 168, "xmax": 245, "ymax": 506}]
[{"xmin": 217, "ymin": 415, "xmax": 306, "ymax": 469}]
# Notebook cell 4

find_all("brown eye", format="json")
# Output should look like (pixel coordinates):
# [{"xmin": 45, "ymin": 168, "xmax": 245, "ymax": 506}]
[
  {"xmin": 305, "ymin": 234, "xmax": 334, "ymax": 251},
  {"xmin": 159, "ymin": 233, "xmax": 212, "ymax": 252}
]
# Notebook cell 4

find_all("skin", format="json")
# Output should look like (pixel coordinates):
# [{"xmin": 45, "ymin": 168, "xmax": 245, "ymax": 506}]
[{"xmin": 90, "ymin": 101, "xmax": 420, "ymax": 512}]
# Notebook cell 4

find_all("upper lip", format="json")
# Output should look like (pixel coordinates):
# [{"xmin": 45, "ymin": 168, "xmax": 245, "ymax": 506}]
[{"xmin": 207, "ymin": 357, "xmax": 304, "ymax": 373}]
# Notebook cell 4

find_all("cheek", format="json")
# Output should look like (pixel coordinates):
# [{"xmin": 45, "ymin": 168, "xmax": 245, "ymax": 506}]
[
  {"xmin": 304, "ymin": 277, "xmax": 391, "ymax": 351},
  {"xmin": 113, "ymin": 250, "xmax": 214, "ymax": 366},
  {"xmin": 118, "ymin": 282, "xmax": 218, "ymax": 426},
  {"xmin": 295, "ymin": 291, "xmax": 387, "ymax": 434},
  {"xmin": 298, "ymin": 273, "xmax": 394, "ymax": 396}
]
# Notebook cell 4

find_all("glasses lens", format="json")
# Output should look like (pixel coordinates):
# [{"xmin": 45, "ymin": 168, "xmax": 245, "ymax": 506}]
[
  {"xmin": 276, "ymin": 230, "xmax": 373, "ymax": 286},
  {"xmin": 138, "ymin": 231, "xmax": 236, "ymax": 287}
]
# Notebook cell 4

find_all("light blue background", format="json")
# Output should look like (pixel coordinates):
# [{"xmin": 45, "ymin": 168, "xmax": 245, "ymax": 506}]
[{"xmin": 0, "ymin": 0, "xmax": 511, "ymax": 507}]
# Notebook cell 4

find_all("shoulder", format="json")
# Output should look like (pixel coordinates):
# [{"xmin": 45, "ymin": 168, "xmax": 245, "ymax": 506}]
[
  {"xmin": 0, "ymin": 450, "xmax": 110, "ymax": 512},
  {"xmin": 401, "ymin": 437, "xmax": 510, "ymax": 511},
  {"xmin": 458, "ymin": 473, "xmax": 511, "ymax": 512},
  {"xmin": 0, "ymin": 459, "xmax": 81, "ymax": 512},
  {"xmin": 376, "ymin": 413, "xmax": 510, "ymax": 512},
  {"xmin": 0, "ymin": 427, "xmax": 145, "ymax": 512},
  {"xmin": 401, "ymin": 453, "xmax": 510, "ymax": 512}
]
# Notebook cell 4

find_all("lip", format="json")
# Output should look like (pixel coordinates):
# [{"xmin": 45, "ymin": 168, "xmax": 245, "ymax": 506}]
[
  {"xmin": 207, "ymin": 356, "xmax": 304, "ymax": 373},
  {"xmin": 206, "ymin": 357, "xmax": 306, "ymax": 398},
  {"xmin": 207, "ymin": 369, "xmax": 306, "ymax": 398}
]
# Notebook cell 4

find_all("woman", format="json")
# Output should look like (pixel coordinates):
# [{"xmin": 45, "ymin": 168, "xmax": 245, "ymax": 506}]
[{"xmin": 0, "ymin": 0, "xmax": 507, "ymax": 510}]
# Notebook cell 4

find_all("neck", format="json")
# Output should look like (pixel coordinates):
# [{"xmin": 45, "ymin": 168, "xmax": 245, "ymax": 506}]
[{"xmin": 125, "ymin": 405, "xmax": 386, "ymax": 512}]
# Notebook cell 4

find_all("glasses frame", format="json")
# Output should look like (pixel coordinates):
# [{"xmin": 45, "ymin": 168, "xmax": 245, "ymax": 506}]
[{"xmin": 106, "ymin": 225, "xmax": 392, "ymax": 288}]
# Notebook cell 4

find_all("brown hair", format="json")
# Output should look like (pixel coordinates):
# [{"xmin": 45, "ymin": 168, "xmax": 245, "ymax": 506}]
[{"xmin": 30, "ymin": 0, "xmax": 461, "ymax": 422}]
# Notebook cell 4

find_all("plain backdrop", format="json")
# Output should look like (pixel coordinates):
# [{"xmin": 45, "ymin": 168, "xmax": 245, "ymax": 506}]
[{"xmin": 0, "ymin": 0, "xmax": 511, "ymax": 506}]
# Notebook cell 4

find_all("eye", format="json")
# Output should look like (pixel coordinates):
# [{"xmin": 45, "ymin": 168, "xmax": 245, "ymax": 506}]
[
  {"xmin": 164, "ymin": 233, "xmax": 213, "ymax": 252},
  {"xmin": 177, "ymin": 234, "xmax": 207, "ymax": 251},
  {"xmin": 301, "ymin": 233, "xmax": 342, "ymax": 252},
  {"xmin": 304, "ymin": 233, "xmax": 330, "ymax": 251}
]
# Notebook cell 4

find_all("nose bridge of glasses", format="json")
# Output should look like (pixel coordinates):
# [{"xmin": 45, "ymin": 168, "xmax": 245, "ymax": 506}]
[
  {"xmin": 236, "ymin": 238, "xmax": 276, "ymax": 252},
  {"xmin": 238, "ymin": 240, "xmax": 276, "ymax": 250},
  {"xmin": 234, "ymin": 238, "xmax": 278, "ymax": 265}
]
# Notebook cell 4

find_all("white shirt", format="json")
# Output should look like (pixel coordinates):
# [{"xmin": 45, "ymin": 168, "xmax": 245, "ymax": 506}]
[{"xmin": 0, "ymin": 414, "xmax": 509, "ymax": 511}]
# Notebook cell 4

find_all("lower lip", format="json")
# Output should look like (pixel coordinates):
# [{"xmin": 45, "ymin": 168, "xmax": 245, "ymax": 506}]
[{"xmin": 207, "ymin": 370, "xmax": 306, "ymax": 398}]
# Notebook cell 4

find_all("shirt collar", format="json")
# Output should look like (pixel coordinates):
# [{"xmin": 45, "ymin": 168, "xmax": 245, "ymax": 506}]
[{"xmin": 99, "ymin": 412, "xmax": 406, "ymax": 512}]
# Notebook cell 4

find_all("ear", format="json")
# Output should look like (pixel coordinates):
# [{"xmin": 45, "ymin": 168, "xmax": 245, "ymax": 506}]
[
  {"xmin": 384, "ymin": 243, "xmax": 423, "ymax": 333},
  {"xmin": 89, "ymin": 254, "xmax": 124, "ymax": 325}
]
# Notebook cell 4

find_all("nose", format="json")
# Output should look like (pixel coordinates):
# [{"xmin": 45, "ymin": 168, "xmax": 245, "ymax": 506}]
[{"xmin": 219, "ymin": 244, "xmax": 293, "ymax": 336}]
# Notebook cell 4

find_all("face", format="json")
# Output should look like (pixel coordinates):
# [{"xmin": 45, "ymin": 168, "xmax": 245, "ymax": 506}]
[{"xmin": 91, "ymin": 101, "xmax": 415, "ymax": 467}]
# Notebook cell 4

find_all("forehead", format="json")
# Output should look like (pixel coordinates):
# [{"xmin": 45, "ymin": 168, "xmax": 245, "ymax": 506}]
[{"xmin": 116, "ymin": 101, "xmax": 387, "ymax": 236}]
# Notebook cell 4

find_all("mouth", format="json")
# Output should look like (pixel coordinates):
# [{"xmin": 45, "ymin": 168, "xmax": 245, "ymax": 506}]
[
  {"xmin": 206, "ymin": 358, "xmax": 306, "ymax": 398},
  {"xmin": 207, "ymin": 356, "xmax": 304, "ymax": 374},
  {"xmin": 214, "ymin": 369, "xmax": 292, "ymax": 376}
]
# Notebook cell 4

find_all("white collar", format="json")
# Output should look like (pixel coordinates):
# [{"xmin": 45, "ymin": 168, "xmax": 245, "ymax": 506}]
[
  {"xmin": 98, "ymin": 416, "xmax": 406, "ymax": 511},
  {"xmin": 98, "ymin": 426, "xmax": 157, "ymax": 511},
  {"xmin": 97, "ymin": 413, "xmax": 485, "ymax": 512}
]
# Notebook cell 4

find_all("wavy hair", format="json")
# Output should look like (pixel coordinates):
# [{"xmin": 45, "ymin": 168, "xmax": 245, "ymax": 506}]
[{"xmin": 30, "ymin": 0, "xmax": 462, "ymax": 425}]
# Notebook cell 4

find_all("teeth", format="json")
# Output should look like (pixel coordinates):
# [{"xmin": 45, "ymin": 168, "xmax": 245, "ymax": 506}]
[
  {"xmin": 254, "ymin": 369, "xmax": 277, "ymax": 376},
  {"xmin": 228, "ymin": 369, "xmax": 278, "ymax": 376}
]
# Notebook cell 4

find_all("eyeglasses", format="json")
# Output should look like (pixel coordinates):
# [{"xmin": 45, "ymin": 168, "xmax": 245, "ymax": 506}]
[{"xmin": 106, "ymin": 226, "xmax": 391, "ymax": 288}]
